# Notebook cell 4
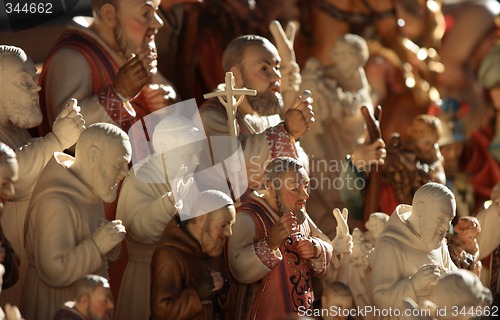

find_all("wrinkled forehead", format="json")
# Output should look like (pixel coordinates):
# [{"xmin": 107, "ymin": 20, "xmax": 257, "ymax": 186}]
[
  {"xmin": 243, "ymin": 41, "xmax": 280, "ymax": 64},
  {"xmin": 111, "ymin": 139, "xmax": 132, "ymax": 162},
  {"xmin": 431, "ymin": 200, "xmax": 455, "ymax": 220},
  {"xmin": 282, "ymin": 168, "xmax": 309, "ymax": 185},
  {"xmin": 210, "ymin": 205, "xmax": 236, "ymax": 221},
  {"xmin": 0, "ymin": 54, "xmax": 35, "ymax": 75}
]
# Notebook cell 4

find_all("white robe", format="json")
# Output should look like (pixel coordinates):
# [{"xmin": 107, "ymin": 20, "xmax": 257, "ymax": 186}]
[
  {"xmin": 21, "ymin": 153, "xmax": 108, "ymax": 320},
  {"xmin": 0, "ymin": 123, "xmax": 62, "ymax": 307},
  {"xmin": 114, "ymin": 157, "xmax": 177, "ymax": 320},
  {"xmin": 372, "ymin": 205, "xmax": 457, "ymax": 319}
]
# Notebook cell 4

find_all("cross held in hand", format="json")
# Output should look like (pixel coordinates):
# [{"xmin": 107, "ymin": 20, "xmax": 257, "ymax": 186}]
[{"xmin": 203, "ymin": 72, "xmax": 257, "ymax": 137}]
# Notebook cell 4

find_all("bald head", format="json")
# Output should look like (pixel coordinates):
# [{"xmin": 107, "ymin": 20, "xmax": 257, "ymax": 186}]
[
  {"xmin": 411, "ymin": 183, "xmax": 456, "ymax": 250},
  {"xmin": 222, "ymin": 35, "xmax": 277, "ymax": 72}
]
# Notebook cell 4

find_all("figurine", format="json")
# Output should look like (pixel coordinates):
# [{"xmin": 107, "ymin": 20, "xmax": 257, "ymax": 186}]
[
  {"xmin": 333, "ymin": 212, "xmax": 388, "ymax": 317},
  {"xmin": 52, "ymin": 275, "xmax": 114, "ymax": 320},
  {"xmin": 0, "ymin": 143, "xmax": 19, "ymax": 291},
  {"xmin": 150, "ymin": 190, "xmax": 235, "ymax": 319},
  {"xmin": 447, "ymin": 216, "xmax": 482, "ymax": 276},
  {"xmin": 37, "ymin": 0, "xmax": 177, "ymax": 135},
  {"xmin": 0, "ymin": 45, "xmax": 84, "ymax": 307},
  {"xmin": 380, "ymin": 114, "xmax": 445, "ymax": 214},
  {"xmin": 365, "ymin": 0, "xmax": 444, "ymax": 142},
  {"xmin": 364, "ymin": 212, "xmax": 390, "ymax": 248},
  {"xmin": 297, "ymin": 0, "xmax": 443, "ymax": 141},
  {"xmin": 199, "ymin": 31, "xmax": 313, "ymax": 193},
  {"xmin": 115, "ymin": 114, "xmax": 205, "ymax": 320},
  {"xmin": 227, "ymin": 157, "xmax": 338, "ymax": 319},
  {"xmin": 0, "ymin": 265, "xmax": 22, "ymax": 320},
  {"xmin": 372, "ymin": 182, "xmax": 457, "ymax": 316},
  {"xmin": 299, "ymin": 33, "xmax": 380, "ymax": 235},
  {"xmin": 476, "ymin": 182, "xmax": 500, "ymax": 294},
  {"xmin": 0, "ymin": 143, "xmax": 22, "ymax": 320},
  {"xmin": 21, "ymin": 123, "xmax": 130, "ymax": 320}
]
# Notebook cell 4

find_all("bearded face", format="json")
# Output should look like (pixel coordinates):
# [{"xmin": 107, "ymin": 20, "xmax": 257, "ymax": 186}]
[
  {"xmin": 0, "ymin": 55, "xmax": 42, "ymax": 129},
  {"xmin": 237, "ymin": 42, "xmax": 284, "ymax": 116},
  {"xmin": 92, "ymin": 143, "xmax": 131, "ymax": 203},
  {"xmin": 275, "ymin": 169, "xmax": 309, "ymax": 223},
  {"xmin": 85, "ymin": 286, "xmax": 114, "ymax": 320},
  {"xmin": 199, "ymin": 206, "xmax": 236, "ymax": 257},
  {"xmin": 112, "ymin": 0, "xmax": 163, "ymax": 58},
  {"xmin": 245, "ymin": 86, "xmax": 283, "ymax": 117}
]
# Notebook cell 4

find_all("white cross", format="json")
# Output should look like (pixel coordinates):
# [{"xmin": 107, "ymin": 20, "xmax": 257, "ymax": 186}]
[
  {"xmin": 203, "ymin": 72, "xmax": 256, "ymax": 138},
  {"xmin": 203, "ymin": 72, "xmax": 257, "ymax": 202}
]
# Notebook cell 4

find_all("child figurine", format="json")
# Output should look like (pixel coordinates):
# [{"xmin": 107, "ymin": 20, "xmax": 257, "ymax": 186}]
[
  {"xmin": 408, "ymin": 115, "xmax": 445, "ymax": 175},
  {"xmin": 447, "ymin": 216, "xmax": 482, "ymax": 276},
  {"xmin": 380, "ymin": 114, "xmax": 446, "ymax": 213}
]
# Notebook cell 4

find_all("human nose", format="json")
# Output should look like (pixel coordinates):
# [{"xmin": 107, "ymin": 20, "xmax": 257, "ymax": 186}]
[
  {"xmin": 32, "ymin": 81, "xmax": 41, "ymax": 93},
  {"xmin": 300, "ymin": 185, "xmax": 309, "ymax": 200},
  {"xmin": 107, "ymin": 299, "xmax": 114, "ymax": 310},
  {"xmin": 270, "ymin": 67, "xmax": 281, "ymax": 82},
  {"xmin": 119, "ymin": 165, "xmax": 129, "ymax": 180},
  {"xmin": 151, "ymin": 12, "xmax": 164, "ymax": 29},
  {"xmin": 1, "ymin": 182, "xmax": 15, "ymax": 199},
  {"xmin": 225, "ymin": 226, "xmax": 233, "ymax": 237}
]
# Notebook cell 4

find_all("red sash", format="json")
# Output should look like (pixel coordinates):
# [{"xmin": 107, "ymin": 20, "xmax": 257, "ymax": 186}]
[{"xmin": 38, "ymin": 29, "xmax": 149, "ymax": 135}]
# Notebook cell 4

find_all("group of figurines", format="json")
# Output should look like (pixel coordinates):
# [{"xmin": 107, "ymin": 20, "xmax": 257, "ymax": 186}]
[{"xmin": 0, "ymin": 0, "xmax": 499, "ymax": 319}]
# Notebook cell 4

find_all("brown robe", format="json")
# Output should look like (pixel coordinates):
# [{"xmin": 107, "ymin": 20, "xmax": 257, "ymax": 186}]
[{"xmin": 150, "ymin": 215, "xmax": 232, "ymax": 320}]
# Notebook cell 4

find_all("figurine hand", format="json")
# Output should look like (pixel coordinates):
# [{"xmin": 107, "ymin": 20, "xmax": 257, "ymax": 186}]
[
  {"xmin": 52, "ymin": 98, "xmax": 86, "ymax": 150},
  {"xmin": 195, "ymin": 270, "xmax": 223, "ymax": 300},
  {"xmin": 114, "ymin": 49, "xmax": 155, "ymax": 100},
  {"xmin": 3, "ymin": 304, "xmax": 23, "ymax": 320},
  {"xmin": 142, "ymin": 83, "xmax": 177, "ymax": 112},
  {"xmin": 267, "ymin": 212, "xmax": 298, "ymax": 249},
  {"xmin": 270, "ymin": 20, "xmax": 301, "ymax": 93},
  {"xmin": 91, "ymin": 220, "xmax": 126, "ymax": 255},
  {"xmin": 411, "ymin": 264, "xmax": 441, "ymax": 297},
  {"xmin": 211, "ymin": 270, "xmax": 224, "ymax": 292},
  {"xmin": 296, "ymin": 237, "xmax": 320, "ymax": 260},
  {"xmin": 350, "ymin": 139, "xmax": 386, "ymax": 171},
  {"xmin": 284, "ymin": 91, "xmax": 314, "ymax": 139},
  {"xmin": 269, "ymin": 20, "xmax": 298, "ymax": 66},
  {"xmin": 170, "ymin": 165, "xmax": 194, "ymax": 210},
  {"xmin": 331, "ymin": 208, "xmax": 353, "ymax": 255}
]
